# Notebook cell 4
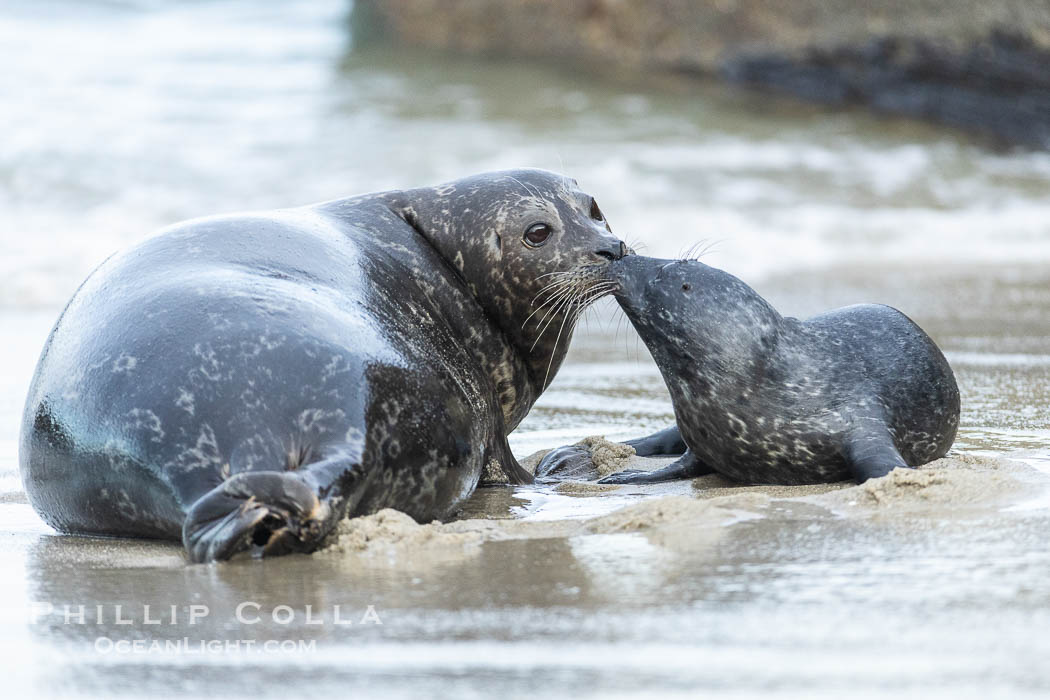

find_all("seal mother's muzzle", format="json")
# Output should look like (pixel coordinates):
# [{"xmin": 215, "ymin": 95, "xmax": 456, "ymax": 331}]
[{"xmin": 594, "ymin": 239, "xmax": 630, "ymax": 261}]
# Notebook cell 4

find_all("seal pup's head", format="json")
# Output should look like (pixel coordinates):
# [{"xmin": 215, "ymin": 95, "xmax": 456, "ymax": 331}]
[
  {"xmin": 396, "ymin": 169, "xmax": 628, "ymax": 391},
  {"xmin": 604, "ymin": 255, "xmax": 782, "ymax": 375}
]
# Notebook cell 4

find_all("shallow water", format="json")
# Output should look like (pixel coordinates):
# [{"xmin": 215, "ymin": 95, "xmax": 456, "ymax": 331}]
[{"xmin": 2, "ymin": 1, "xmax": 1050, "ymax": 697}]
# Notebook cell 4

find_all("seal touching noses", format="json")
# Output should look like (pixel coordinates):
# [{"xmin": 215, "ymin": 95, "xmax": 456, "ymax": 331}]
[
  {"xmin": 20, "ymin": 169, "xmax": 626, "ymax": 561},
  {"xmin": 545, "ymin": 255, "xmax": 960, "ymax": 485}
]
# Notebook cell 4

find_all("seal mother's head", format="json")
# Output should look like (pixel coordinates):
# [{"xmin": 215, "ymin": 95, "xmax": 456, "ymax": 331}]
[{"xmin": 391, "ymin": 168, "xmax": 628, "ymax": 388}]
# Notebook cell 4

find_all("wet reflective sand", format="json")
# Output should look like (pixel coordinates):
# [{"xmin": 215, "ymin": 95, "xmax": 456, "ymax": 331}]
[{"xmin": 2, "ymin": 266, "xmax": 1049, "ymax": 698}]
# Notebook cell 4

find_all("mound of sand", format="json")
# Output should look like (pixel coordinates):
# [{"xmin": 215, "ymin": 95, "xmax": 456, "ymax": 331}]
[
  {"xmin": 576, "ymin": 436, "xmax": 636, "ymax": 476},
  {"xmin": 321, "ymin": 450, "xmax": 1048, "ymax": 559},
  {"xmin": 809, "ymin": 453, "xmax": 1033, "ymax": 512},
  {"xmin": 324, "ymin": 508, "xmax": 483, "ymax": 557}
]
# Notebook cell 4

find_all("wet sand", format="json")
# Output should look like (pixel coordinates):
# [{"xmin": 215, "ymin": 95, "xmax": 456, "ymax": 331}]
[
  {"xmin": 3, "ymin": 266, "xmax": 1049, "ymax": 698},
  {"xmin": 326, "ymin": 446, "xmax": 1046, "ymax": 555}
]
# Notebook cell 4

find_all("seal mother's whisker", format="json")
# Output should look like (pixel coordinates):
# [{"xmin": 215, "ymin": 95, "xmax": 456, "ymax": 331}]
[
  {"xmin": 538, "ymin": 279, "xmax": 617, "ymax": 389},
  {"xmin": 530, "ymin": 286, "xmax": 580, "ymax": 352},
  {"xmin": 531, "ymin": 277, "xmax": 579, "ymax": 306},
  {"xmin": 524, "ymin": 284, "xmax": 578, "ymax": 329},
  {"xmin": 533, "ymin": 277, "xmax": 616, "ymax": 356}
]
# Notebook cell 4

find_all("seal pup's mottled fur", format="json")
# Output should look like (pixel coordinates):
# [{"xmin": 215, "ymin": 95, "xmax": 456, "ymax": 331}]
[{"xmin": 542, "ymin": 255, "xmax": 959, "ymax": 485}]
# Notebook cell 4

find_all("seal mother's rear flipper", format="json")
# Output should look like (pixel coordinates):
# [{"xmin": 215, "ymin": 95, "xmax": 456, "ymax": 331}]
[
  {"xmin": 182, "ymin": 443, "xmax": 362, "ymax": 563},
  {"xmin": 842, "ymin": 421, "xmax": 909, "ymax": 483},
  {"xmin": 598, "ymin": 449, "xmax": 712, "ymax": 484}
]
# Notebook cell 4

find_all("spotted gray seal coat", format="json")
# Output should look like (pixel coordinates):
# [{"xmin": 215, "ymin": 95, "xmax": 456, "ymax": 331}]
[
  {"xmin": 20, "ymin": 169, "xmax": 626, "ymax": 561},
  {"xmin": 541, "ymin": 255, "xmax": 960, "ymax": 485}
]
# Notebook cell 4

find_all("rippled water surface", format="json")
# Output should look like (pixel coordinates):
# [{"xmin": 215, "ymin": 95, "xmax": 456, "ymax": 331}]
[{"xmin": 2, "ymin": 1, "xmax": 1049, "ymax": 698}]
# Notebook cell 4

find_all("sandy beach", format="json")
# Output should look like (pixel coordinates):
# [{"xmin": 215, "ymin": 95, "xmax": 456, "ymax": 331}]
[{"xmin": 4, "ymin": 266, "xmax": 1050, "ymax": 697}]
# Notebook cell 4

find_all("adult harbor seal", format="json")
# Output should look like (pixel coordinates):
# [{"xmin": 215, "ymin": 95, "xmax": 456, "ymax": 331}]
[
  {"xmin": 20, "ymin": 169, "xmax": 626, "ymax": 561},
  {"xmin": 541, "ymin": 255, "xmax": 959, "ymax": 485}
]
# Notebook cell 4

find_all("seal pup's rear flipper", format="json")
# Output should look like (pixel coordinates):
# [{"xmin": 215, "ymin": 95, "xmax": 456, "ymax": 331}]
[
  {"xmin": 842, "ymin": 422, "xmax": 909, "ymax": 483},
  {"xmin": 182, "ymin": 443, "xmax": 362, "ymax": 563},
  {"xmin": 598, "ymin": 449, "xmax": 712, "ymax": 484},
  {"xmin": 624, "ymin": 425, "xmax": 688, "ymax": 457}
]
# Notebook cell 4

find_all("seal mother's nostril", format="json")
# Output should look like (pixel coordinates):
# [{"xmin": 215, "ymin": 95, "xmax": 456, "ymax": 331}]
[{"xmin": 595, "ymin": 241, "xmax": 629, "ymax": 261}]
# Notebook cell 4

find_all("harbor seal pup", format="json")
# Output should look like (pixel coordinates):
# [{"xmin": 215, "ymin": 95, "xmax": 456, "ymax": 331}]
[
  {"xmin": 21, "ymin": 169, "xmax": 626, "ymax": 561},
  {"xmin": 541, "ymin": 255, "xmax": 960, "ymax": 485}
]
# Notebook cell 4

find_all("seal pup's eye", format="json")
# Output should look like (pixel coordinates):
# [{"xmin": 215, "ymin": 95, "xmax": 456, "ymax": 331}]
[
  {"xmin": 682, "ymin": 283, "xmax": 692, "ymax": 291},
  {"xmin": 589, "ymin": 198, "xmax": 605, "ymax": 222},
  {"xmin": 523, "ymin": 223, "xmax": 553, "ymax": 248}
]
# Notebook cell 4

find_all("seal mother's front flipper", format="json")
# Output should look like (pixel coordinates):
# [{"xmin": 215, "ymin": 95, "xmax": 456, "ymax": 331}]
[
  {"xmin": 182, "ymin": 443, "xmax": 362, "ymax": 563},
  {"xmin": 492, "ymin": 433, "xmax": 535, "ymax": 485},
  {"xmin": 598, "ymin": 449, "xmax": 712, "ymax": 484},
  {"xmin": 535, "ymin": 444, "xmax": 598, "ymax": 481}
]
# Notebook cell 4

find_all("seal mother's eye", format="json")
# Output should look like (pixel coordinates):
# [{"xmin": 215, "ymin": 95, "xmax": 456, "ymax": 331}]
[
  {"xmin": 523, "ymin": 223, "xmax": 553, "ymax": 248},
  {"xmin": 589, "ymin": 198, "xmax": 605, "ymax": 222}
]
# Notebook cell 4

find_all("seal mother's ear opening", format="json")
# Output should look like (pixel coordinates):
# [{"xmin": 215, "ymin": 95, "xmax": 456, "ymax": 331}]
[{"xmin": 19, "ymin": 169, "xmax": 627, "ymax": 562}]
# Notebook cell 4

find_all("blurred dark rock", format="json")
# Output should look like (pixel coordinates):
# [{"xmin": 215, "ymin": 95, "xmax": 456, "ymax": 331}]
[{"xmin": 351, "ymin": 0, "xmax": 1050, "ymax": 147}]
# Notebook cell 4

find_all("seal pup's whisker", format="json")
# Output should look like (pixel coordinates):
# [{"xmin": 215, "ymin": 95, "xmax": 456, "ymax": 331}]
[
  {"xmin": 680, "ymin": 239, "xmax": 723, "ymax": 261},
  {"xmin": 679, "ymin": 241, "xmax": 703, "ymax": 260}
]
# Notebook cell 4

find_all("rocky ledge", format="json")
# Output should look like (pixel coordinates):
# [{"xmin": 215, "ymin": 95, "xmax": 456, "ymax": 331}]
[{"xmin": 352, "ymin": 0, "xmax": 1050, "ymax": 148}]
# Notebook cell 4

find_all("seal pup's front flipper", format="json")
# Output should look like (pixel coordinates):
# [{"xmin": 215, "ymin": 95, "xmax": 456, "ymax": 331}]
[
  {"xmin": 624, "ymin": 425, "xmax": 688, "ymax": 457},
  {"xmin": 842, "ymin": 421, "xmax": 909, "ymax": 483},
  {"xmin": 597, "ymin": 449, "xmax": 712, "ymax": 484},
  {"xmin": 182, "ymin": 442, "xmax": 362, "ymax": 563}
]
